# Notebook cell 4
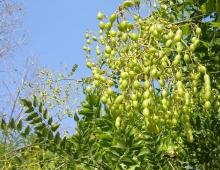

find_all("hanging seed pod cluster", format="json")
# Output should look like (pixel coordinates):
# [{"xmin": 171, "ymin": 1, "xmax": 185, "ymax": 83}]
[{"xmin": 83, "ymin": 0, "xmax": 218, "ymax": 142}]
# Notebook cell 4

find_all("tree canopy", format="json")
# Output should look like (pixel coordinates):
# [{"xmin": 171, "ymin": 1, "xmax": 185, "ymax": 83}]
[{"xmin": 0, "ymin": 0, "xmax": 220, "ymax": 169}]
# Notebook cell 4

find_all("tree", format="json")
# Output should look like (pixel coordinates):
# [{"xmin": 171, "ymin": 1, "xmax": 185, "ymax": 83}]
[{"xmin": 1, "ymin": 0, "xmax": 220, "ymax": 169}]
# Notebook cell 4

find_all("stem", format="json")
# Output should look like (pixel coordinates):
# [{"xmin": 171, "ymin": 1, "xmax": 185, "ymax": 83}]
[{"xmin": 168, "ymin": 160, "xmax": 176, "ymax": 170}]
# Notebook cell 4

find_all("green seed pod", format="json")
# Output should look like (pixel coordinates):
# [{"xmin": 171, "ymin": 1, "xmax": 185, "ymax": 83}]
[
  {"xmin": 101, "ymin": 95, "xmax": 108, "ymax": 103},
  {"xmin": 105, "ymin": 22, "xmax": 112, "ymax": 30},
  {"xmin": 174, "ymin": 34, "xmax": 181, "ymax": 42},
  {"xmin": 110, "ymin": 13, "xmax": 117, "ymax": 23},
  {"xmin": 142, "ymin": 99, "xmax": 150, "ymax": 108},
  {"xmin": 122, "ymin": 33, "xmax": 128, "ymax": 42},
  {"xmin": 175, "ymin": 71, "xmax": 182, "ymax": 80},
  {"xmin": 143, "ymin": 108, "xmax": 150, "ymax": 117},
  {"xmin": 144, "ymin": 80, "xmax": 151, "ymax": 89},
  {"xmin": 132, "ymin": 100, "xmax": 139, "ymax": 108},
  {"xmin": 120, "ymin": 71, "xmax": 128, "ymax": 79},
  {"xmin": 204, "ymin": 74, "xmax": 210, "ymax": 83},
  {"xmin": 143, "ymin": 90, "xmax": 151, "ymax": 99},
  {"xmin": 130, "ymin": 33, "xmax": 138, "ymax": 41},
  {"xmin": 97, "ymin": 11, "xmax": 104, "ymax": 20},
  {"xmin": 173, "ymin": 54, "xmax": 181, "ymax": 65},
  {"xmin": 168, "ymin": 31, "xmax": 174, "ymax": 39},
  {"xmin": 184, "ymin": 54, "xmax": 190, "ymax": 63},
  {"xmin": 107, "ymin": 88, "xmax": 113, "ymax": 95},
  {"xmin": 123, "ymin": 0, "xmax": 134, "ymax": 8},
  {"xmin": 204, "ymin": 101, "xmax": 211, "ymax": 110},
  {"xmin": 120, "ymin": 80, "xmax": 128, "ymax": 89},
  {"xmin": 192, "ymin": 37, "xmax": 197, "ymax": 43},
  {"xmin": 118, "ymin": 20, "xmax": 128, "ymax": 32},
  {"xmin": 133, "ymin": 80, "xmax": 141, "ymax": 89},
  {"xmin": 115, "ymin": 116, "xmax": 121, "ymax": 129},
  {"xmin": 165, "ymin": 39, "xmax": 172, "ymax": 47},
  {"xmin": 162, "ymin": 89, "xmax": 168, "ymax": 97},
  {"xmin": 105, "ymin": 45, "xmax": 112, "ymax": 54},
  {"xmin": 151, "ymin": 68, "xmax": 158, "ymax": 77},
  {"xmin": 196, "ymin": 27, "xmax": 202, "ymax": 35},
  {"xmin": 190, "ymin": 44, "xmax": 196, "ymax": 52},
  {"xmin": 115, "ymin": 95, "xmax": 124, "ymax": 105},
  {"xmin": 187, "ymin": 129, "xmax": 194, "ymax": 143},
  {"xmin": 86, "ymin": 86, "xmax": 92, "ymax": 94},
  {"xmin": 176, "ymin": 29, "xmax": 183, "ymax": 36},
  {"xmin": 99, "ymin": 21, "xmax": 105, "ymax": 29},
  {"xmin": 198, "ymin": 65, "xmax": 206, "ymax": 73}
]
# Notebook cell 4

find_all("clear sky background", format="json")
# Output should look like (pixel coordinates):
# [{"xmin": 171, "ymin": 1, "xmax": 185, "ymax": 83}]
[
  {"xmin": 11, "ymin": 0, "xmax": 122, "ymax": 133},
  {"xmin": 19, "ymin": 0, "xmax": 121, "ymax": 77}
]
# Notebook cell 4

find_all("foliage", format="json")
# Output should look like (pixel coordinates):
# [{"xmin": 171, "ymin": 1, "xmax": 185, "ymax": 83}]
[{"xmin": 0, "ymin": 0, "xmax": 220, "ymax": 169}]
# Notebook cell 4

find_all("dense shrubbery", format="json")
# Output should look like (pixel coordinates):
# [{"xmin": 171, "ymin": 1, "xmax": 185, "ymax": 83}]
[{"xmin": 1, "ymin": 0, "xmax": 220, "ymax": 169}]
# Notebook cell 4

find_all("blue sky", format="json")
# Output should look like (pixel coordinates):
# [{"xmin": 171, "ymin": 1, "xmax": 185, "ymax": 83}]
[
  {"xmin": 19, "ymin": 0, "xmax": 121, "ymax": 77},
  {"xmin": 12, "ymin": 1, "xmax": 122, "ymax": 133}
]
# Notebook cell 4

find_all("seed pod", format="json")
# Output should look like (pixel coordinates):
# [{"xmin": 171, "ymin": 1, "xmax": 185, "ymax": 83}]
[
  {"xmin": 120, "ymin": 71, "xmax": 128, "ymax": 79},
  {"xmin": 99, "ymin": 21, "xmax": 105, "ymax": 29},
  {"xmin": 142, "ymin": 99, "xmax": 150, "ymax": 108},
  {"xmin": 190, "ymin": 44, "xmax": 196, "ymax": 52},
  {"xmin": 97, "ymin": 12, "xmax": 104, "ymax": 20},
  {"xmin": 196, "ymin": 27, "xmax": 202, "ymax": 35},
  {"xmin": 133, "ymin": 80, "xmax": 141, "ymax": 89},
  {"xmin": 165, "ymin": 39, "xmax": 172, "ymax": 47},
  {"xmin": 101, "ymin": 95, "xmax": 108, "ymax": 103},
  {"xmin": 184, "ymin": 54, "xmax": 190, "ymax": 63},
  {"xmin": 198, "ymin": 65, "xmax": 206, "ymax": 73},
  {"xmin": 204, "ymin": 101, "xmax": 211, "ymax": 110},
  {"xmin": 120, "ymin": 80, "xmax": 128, "ymax": 89},
  {"xmin": 187, "ymin": 129, "xmax": 194, "ymax": 143},
  {"xmin": 110, "ymin": 13, "xmax": 117, "ymax": 23},
  {"xmin": 115, "ymin": 95, "xmax": 124, "ymax": 105},
  {"xmin": 115, "ymin": 116, "xmax": 121, "ymax": 129},
  {"xmin": 173, "ymin": 54, "xmax": 181, "ymax": 65},
  {"xmin": 130, "ymin": 33, "xmax": 138, "ymax": 41},
  {"xmin": 143, "ymin": 90, "xmax": 151, "ymax": 99},
  {"xmin": 105, "ymin": 46, "xmax": 112, "ymax": 54},
  {"xmin": 122, "ymin": 33, "xmax": 128, "ymax": 42},
  {"xmin": 168, "ymin": 31, "xmax": 174, "ymax": 39},
  {"xmin": 123, "ymin": 0, "xmax": 134, "ymax": 8},
  {"xmin": 132, "ymin": 100, "xmax": 139, "ymax": 108}
]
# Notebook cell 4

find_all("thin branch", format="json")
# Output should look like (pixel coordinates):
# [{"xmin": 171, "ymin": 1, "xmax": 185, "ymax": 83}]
[{"xmin": 168, "ymin": 160, "xmax": 176, "ymax": 170}]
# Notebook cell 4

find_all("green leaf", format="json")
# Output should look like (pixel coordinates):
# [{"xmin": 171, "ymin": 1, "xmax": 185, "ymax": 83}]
[
  {"xmin": 121, "ymin": 157, "xmax": 136, "ymax": 165},
  {"xmin": 35, "ymin": 123, "xmax": 45, "ymax": 131},
  {"xmin": 33, "ymin": 95, "xmax": 38, "ymax": 107},
  {"xmin": 74, "ymin": 113, "xmax": 79, "ymax": 121},
  {"xmin": 25, "ymin": 106, "xmax": 34, "ymax": 113},
  {"xmin": 8, "ymin": 118, "xmax": 15, "ymax": 129},
  {"xmin": 181, "ymin": 24, "xmax": 190, "ymax": 35},
  {"xmin": 60, "ymin": 137, "xmax": 67, "ymax": 148},
  {"xmin": 25, "ymin": 112, "xmax": 38, "ymax": 121},
  {"xmin": 54, "ymin": 132, "xmax": 61, "ymax": 144},
  {"xmin": 42, "ymin": 128, "xmax": 49, "ymax": 137},
  {"xmin": 30, "ymin": 117, "xmax": 42, "ymax": 124},
  {"xmin": 79, "ymin": 108, "xmax": 93, "ymax": 117},
  {"xmin": 123, "ymin": 0, "xmax": 134, "ymax": 8},
  {"xmin": 48, "ymin": 117, "xmax": 53, "ymax": 125},
  {"xmin": 43, "ymin": 109, "xmax": 48, "ymax": 119},
  {"xmin": 14, "ymin": 156, "xmax": 22, "ymax": 164},
  {"xmin": 21, "ymin": 99, "xmax": 32, "ymax": 108},
  {"xmin": 22, "ymin": 125, "xmax": 30, "ymax": 136},
  {"xmin": 16, "ymin": 120, "xmax": 23, "ymax": 131},
  {"xmin": 1, "ymin": 118, "xmax": 6, "ymax": 130},
  {"xmin": 51, "ymin": 124, "xmax": 60, "ymax": 132},
  {"xmin": 39, "ymin": 102, "xmax": 43, "ymax": 113},
  {"xmin": 209, "ymin": 22, "xmax": 220, "ymax": 28},
  {"xmin": 48, "ymin": 130, "xmax": 53, "ymax": 140}
]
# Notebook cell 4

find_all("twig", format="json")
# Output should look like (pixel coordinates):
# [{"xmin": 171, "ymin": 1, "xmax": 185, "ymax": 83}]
[{"xmin": 168, "ymin": 160, "xmax": 176, "ymax": 170}]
